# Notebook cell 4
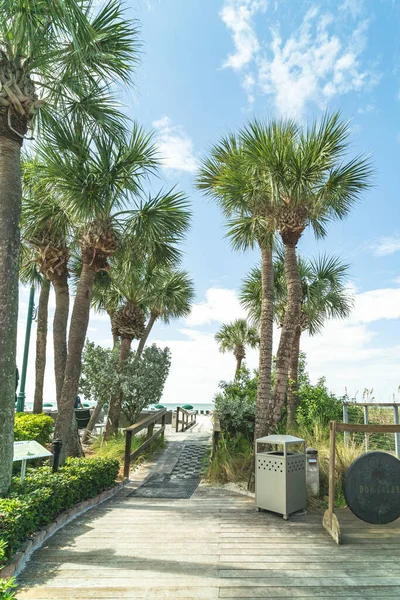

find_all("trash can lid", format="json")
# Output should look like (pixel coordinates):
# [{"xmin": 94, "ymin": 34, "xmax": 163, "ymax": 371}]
[{"xmin": 256, "ymin": 434, "xmax": 305, "ymax": 444}]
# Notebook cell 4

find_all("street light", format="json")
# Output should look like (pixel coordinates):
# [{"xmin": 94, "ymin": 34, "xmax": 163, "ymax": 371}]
[{"xmin": 16, "ymin": 285, "xmax": 35, "ymax": 413}]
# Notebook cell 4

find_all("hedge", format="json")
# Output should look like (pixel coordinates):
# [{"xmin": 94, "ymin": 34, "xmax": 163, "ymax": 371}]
[
  {"xmin": 14, "ymin": 413, "xmax": 54, "ymax": 446},
  {"xmin": 0, "ymin": 457, "xmax": 119, "ymax": 560}
]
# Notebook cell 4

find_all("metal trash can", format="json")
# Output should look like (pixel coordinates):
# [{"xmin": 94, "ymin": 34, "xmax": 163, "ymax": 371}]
[{"xmin": 255, "ymin": 434, "xmax": 306, "ymax": 520}]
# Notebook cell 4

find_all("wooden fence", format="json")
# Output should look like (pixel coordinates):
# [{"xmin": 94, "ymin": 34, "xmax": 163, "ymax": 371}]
[
  {"xmin": 123, "ymin": 409, "xmax": 166, "ymax": 479},
  {"xmin": 175, "ymin": 406, "xmax": 196, "ymax": 432},
  {"xmin": 343, "ymin": 402, "xmax": 400, "ymax": 457}
]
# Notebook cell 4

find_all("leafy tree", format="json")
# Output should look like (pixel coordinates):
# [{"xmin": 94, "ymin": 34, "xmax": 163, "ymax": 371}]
[
  {"xmin": 79, "ymin": 341, "xmax": 120, "ymax": 442},
  {"xmin": 121, "ymin": 345, "xmax": 171, "ymax": 425},
  {"xmin": 241, "ymin": 253, "xmax": 353, "ymax": 427},
  {"xmin": 214, "ymin": 367, "xmax": 258, "ymax": 442},
  {"xmin": 215, "ymin": 319, "xmax": 259, "ymax": 378},
  {"xmin": 0, "ymin": 0, "xmax": 139, "ymax": 495},
  {"xmin": 79, "ymin": 341, "xmax": 171, "ymax": 438}
]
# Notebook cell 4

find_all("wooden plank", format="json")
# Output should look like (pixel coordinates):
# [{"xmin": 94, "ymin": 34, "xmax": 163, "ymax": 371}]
[
  {"xmin": 335, "ymin": 422, "xmax": 400, "ymax": 433},
  {"xmin": 125, "ymin": 409, "xmax": 167, "ymax": 435},
  {"xmin": 129, "ymin": 426, "xmax": 165, "ymax": 462}
]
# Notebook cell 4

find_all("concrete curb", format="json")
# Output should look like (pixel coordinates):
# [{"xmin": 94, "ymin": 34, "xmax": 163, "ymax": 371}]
[{"xmin": 0, "ymin": 481, "xmax": 127, "ymax": 580}]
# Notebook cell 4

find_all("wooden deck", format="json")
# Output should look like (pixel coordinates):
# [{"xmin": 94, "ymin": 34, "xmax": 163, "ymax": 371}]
[{"xmin": 17, "ymin": 485, "xmax": 400, "ymax": 599}]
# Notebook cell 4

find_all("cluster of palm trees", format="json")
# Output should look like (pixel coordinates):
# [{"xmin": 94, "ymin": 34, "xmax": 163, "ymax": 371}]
[
  {"xmin": 0, "ymin": 0, "xmax": 194, "ymax": 494},
  {"xmin": 198, "ymin": 113, "xmax": 372, "ymax": 439}
]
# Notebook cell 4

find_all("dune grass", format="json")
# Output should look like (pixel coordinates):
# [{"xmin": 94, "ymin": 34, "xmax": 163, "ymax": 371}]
[{"xmin": 90, "ymin": 432, "xmax": 166, "ymax": 468}]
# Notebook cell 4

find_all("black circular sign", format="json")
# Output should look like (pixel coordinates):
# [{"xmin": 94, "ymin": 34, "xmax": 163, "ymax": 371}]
[{"xmin": 344, "ymin": 451, "xmax": 400, "ymax": 524}]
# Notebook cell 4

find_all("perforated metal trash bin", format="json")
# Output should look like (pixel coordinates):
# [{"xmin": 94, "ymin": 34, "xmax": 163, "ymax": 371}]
[{"xmin": 255, "ymin": 434, "xmax": 306, "ymax": 520}]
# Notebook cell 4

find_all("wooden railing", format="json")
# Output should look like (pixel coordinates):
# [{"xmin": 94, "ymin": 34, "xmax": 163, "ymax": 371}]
[
  {"xmin": 343, "ymin": 401, "xmax": 400, "ymax": 456},
  {"xmin": 211, "ymin": 415, "xmax": 221, "ymax": 459},
  {"xmin": 175, "ymin": 406, "xmax": 196, "ymax": 432},
  {"xmin": 123, "ymin": 409, "xmax": 166, "ymax": 479}
]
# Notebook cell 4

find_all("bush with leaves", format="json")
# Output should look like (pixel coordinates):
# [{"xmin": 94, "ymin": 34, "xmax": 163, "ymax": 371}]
[
  {"xmin": 79, "ymin": 342, "xmax": 121, "ymax": 408},
  {"xmin": 80, "ymin": 342, "xmax": 171, "ymax": 425},
  {"xmin": 121, "ymin": 345, "xmax": 171, "ymax": 424},
  {"xmin": 0, "ymin": 458, "xmax": 119, "ymax": 560},
  {"xmin": 214, "ymin": 368, "xmax": 258, "ymax": 442},
  {"xmin": 296, "ymin": 377, "xmax": 344, "ymax": 429},
  {"xmin": 14, "ymin": 413, "xmax": 54, "ymax": 447}
]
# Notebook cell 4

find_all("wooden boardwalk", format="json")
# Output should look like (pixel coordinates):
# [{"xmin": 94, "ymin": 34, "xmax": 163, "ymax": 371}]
[
  {"xmin": 17, "ymin": 421, "xmax": 400, "ymax": 598},
  {"xmin": 17, "ymin": 486, "xmax": 400, "ymax": 599}
]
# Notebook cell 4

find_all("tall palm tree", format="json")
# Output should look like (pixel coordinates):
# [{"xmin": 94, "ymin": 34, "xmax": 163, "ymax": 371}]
[
  {"xmin": 135, "ymin": 267, "xmax": 195, "ymax": 360},
  {"xmin": 242, "ymin": 113, "xmax": 372, "ymax": 432},
  {"xmin": 0, "ymin": 0, "xmax": 138, "ymax": 494},
  {"xmin": 197, "ymin": 121, "xmax": 297, "ymax": 439},
  {"xmin": 215, "ymin": 319, "xmax": 260, "ymax": 378},
  {"xmin": 19, "ymin": 244, "xmax": 50, "ymax": 414},
  {"xmin": 240, "ymin": 253, "xmax": 353, "ymax": 426},
  {"xmin": 33, "ymin": 120, "xmax": 190, "ymax": 461}
]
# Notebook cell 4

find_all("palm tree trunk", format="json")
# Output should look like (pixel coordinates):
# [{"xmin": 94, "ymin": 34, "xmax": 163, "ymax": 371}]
[
  {"xmin": 52, "ymin": 271, "xmax": 69, "ymax": 406},
  {"xmin": 235, "ymin": 355, "xmax": 243, "ymax": 378},
  {"xmin": 255, "ymin": 246, "xmax": 274, "ymax": 439},
  {"xmin": 105, "ymin": 337, "xmax": 131, "ymax": 439},
  {"xmin": 136, "ymin": 311, "xmax": 158, "ymax": 360},
  {"xmin": 54, "ymin": 262, "xmax": 96, "ymax": 463},
  {"xmin": 33, "ymin": 279, "xmax": 50, "ymax": 414},
  {"xmin": 286, "ymin": 325, "xmax": 301, "ymax": 431},
  {"xmin": 0, "ymin": 135, "xmax": 22, "ymax": 496},
  {"xmin": 270, "ymin": 240, "xmax": 302, "ymax": 431}
]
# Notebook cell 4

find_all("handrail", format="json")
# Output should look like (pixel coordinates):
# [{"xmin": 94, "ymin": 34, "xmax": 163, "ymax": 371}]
[
  {"xmin": 175, "ymin": 406, "xmax": 196, "ymax": 432},
  {"xmin": 123, "ymin": 409, "xmax": 167, "ymax": 479},
  {"xmin": 211, "ymin": 415, "xmax": 221, "ymax": 459}
]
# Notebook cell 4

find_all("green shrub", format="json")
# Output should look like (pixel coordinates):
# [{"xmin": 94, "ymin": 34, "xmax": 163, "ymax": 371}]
[
  {"xmin": 14, "ymin": 413, "xmax": 54, "ymax": 446},
  {"xmin": 214, "ymin": 368, "xmax": 257, "ymax": 441},
  {"xmin": 0, "ymin": 457, "xmax": 119, "ymax": 560},
  {"xmin": 0, "ymin": 577, "xmax": 17, "ymax": 600}
]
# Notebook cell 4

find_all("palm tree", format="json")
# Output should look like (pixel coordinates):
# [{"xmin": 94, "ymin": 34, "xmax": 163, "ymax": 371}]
[
  {"xmin": 135, "ymin": 267, "xmax": 195, "ymax": 360},
  {"xmin": 215, "ymin": 319, "xmax": 259, "ymax": 378},
  {"xmin": 32, "ymin": 120, "xmax": 190, "ymax": 461},
  {"xmin": 197, "ymin": 122, "xmax": 296, "ymax": 439},
  {"xmin": 0, "ymin": 0, "xmax": 138, "ymax": 494},
  {"xmin": 240, "ymin": 253, "xmax": 353, "ymax": 426},
  {"xmin": 19, "ymin": 244, "xmax": 50, "ymax": 414},
  {"xmin": 242, "ymin": 113, "xmax": 372, "ymax": 432}
]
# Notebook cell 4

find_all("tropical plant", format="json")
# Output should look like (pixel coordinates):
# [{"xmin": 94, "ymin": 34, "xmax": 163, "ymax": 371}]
[
  {"xmin": 31, "ymin": 120, "xmax": 190, "ymax": 461},
  {"xmin": 241, "ymin": 253, "xmax": 353, "ymax": 427},
  {"xmin": 214, "ymin": 367, "xmax": 258, "ymax": 441},
  {"xmin": 0, "ymin": 0, "xmax": 138, "ymax": 494},
  {"xmin": 196, "ymin": 129, "xmax": 278, "ymax": 439},
  {"xmin": 243, "ymin": 113, "xmax": 371, "ymax": 433},
  {"xmin": 215, "ymin": 319, "xmax": 259, "ymax": 378},
  {"xmin": 135, "ymin": 267, "xmax": 195, "ymax": 360},
  {"xmin": 104, "ymin": 259, "xmax": 193, "ymax": 436}
]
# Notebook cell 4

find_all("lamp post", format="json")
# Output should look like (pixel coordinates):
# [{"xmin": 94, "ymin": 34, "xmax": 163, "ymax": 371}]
[{"xmin": 16, "ymin": 285, "xmax": 35, "ymax": 413}]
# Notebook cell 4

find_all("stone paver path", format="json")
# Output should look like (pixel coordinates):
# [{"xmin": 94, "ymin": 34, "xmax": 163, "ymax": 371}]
[{"xmin": 17, "ymin": 418, "xmax": 400, "ymax": 599}]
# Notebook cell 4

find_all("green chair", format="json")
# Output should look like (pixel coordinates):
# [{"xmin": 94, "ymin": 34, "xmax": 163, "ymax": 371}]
[{"xmin": 75, "ymin": 409, "xmax": 91, "ymax": 429}]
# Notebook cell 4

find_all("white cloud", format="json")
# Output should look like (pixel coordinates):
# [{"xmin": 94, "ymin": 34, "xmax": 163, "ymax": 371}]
[
  {"xmin": 185, "ymin": 287, "xmax": 246, "ymax": 326},
  {"xmin": 220, "ymin": 0, "xmax": 267, "ymax": 70},
  {"xmin": 152, "ymin": 116, "xmax": 198, "ymax": 173},
  {"xmin": 220, "ymin": 3, "xmax": 377, "ymax": 117},
  {"xmin": 371, "ymin": 234, "xmax": 400, "ymax": 256},
  {"xmin": 339, "ymin": 0, "xmax": 364, "ymax": 19},
  {"xmin": 258, "ymin": 9, "xmax": 374, "ymax": 118}
]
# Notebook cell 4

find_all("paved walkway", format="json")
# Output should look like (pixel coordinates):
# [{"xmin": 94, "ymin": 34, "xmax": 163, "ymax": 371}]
[{"xmin": 17, "ymin": 420, "xmax": 400, "ymax": 599}]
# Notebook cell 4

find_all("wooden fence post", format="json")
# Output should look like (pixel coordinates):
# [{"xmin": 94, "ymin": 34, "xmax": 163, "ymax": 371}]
[
  {"xmin": 124, "ymin": 430, "xmax": 133, "ymax": 479},
  {"xmin": 363, "ymin": 406, "xmax": 369, "ymax": 452},
  {"xmin": 343, "ymin": 404, "xmax": 349, "ymax": 446}
]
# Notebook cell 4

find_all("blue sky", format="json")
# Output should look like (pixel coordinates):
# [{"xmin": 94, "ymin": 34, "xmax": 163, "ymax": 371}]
[{"xmin": 19, "ymin": 0, "xmax": 400, "ymax": 405}]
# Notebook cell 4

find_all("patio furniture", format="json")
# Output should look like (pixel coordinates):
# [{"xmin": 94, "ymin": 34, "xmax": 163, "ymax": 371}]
[{"xmin": 75, "ymin": 408, "xmax": 91, "ymax": 429}]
